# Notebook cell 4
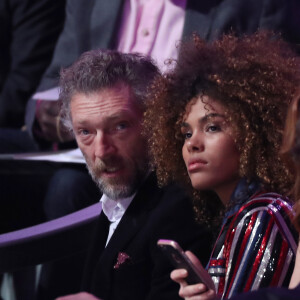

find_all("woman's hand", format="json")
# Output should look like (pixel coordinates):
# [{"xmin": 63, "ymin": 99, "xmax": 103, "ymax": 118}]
[
  {"xmin": 56, "ymin": 292, "xmax": 101, "ymax": 300},
  {"xmin": 171, "ymin": 251, "xmax": 219, "ymax": 300}
]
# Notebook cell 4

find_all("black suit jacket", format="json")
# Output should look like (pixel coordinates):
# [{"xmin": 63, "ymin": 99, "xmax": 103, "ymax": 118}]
[
  {"xmin": 81, "ymin": 173, "xmax": 213, "ymax": 300},
  {"xmin": 0, "ymin": 0, "xmax": 65, "ymax": 128},
  {"xmin": 36, "ymin": 0, "xmax": 300, "ymax": 92}
]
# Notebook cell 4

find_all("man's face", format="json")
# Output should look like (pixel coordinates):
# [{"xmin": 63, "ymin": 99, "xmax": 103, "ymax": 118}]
[{"xmin": 71, "ymin": 83, "xmax": 149, "ymax": 200}]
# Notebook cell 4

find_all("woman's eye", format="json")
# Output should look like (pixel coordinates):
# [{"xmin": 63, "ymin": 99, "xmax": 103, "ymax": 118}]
[
  {"xmin": 206, "ymin": 125, "xmax": 220, "ymax": 132},
  {"xmin": 115, "ymin": 122, "xmax": 129, "ymax": 131},
  {"xmin": 183, "ymin": 132, "xmax": 192, "ymax": 140}
]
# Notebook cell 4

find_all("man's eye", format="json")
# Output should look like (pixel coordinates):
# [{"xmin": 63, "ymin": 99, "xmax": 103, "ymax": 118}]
[{"xmin": 80, "ymin": 129, "xmax": 89, "ymax": 136}]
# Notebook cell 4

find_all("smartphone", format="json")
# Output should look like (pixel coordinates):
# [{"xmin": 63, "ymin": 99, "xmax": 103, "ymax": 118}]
[{"xmin": 157, "ymin": 239, "xmax": 215, "ymax": 290}]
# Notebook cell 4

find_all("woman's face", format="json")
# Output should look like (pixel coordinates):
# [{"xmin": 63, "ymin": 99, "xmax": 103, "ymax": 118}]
[{"xmin": 181, "ymin": 96, "xmax": 240, "ymax": 204}]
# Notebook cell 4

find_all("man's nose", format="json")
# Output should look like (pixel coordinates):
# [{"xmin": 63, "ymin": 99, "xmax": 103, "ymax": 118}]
[{"xmin": 94, "ymin": 132, "xmax": 115, "ymax": 158}]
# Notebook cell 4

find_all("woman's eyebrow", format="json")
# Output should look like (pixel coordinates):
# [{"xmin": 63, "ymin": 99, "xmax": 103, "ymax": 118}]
[
  {"xmin": 202, "ymin": 112, "xmax": 224, "ymax": 121},
  {"xmin": 181, "ymin": 113, "xmax": 225, "ymax": 128},
  {"xmin": 181, "ymin": 122, "xmax": 189, "ymax": 128}
]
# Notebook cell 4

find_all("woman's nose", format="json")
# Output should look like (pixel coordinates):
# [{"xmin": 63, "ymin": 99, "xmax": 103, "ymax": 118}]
[{"xmin": 186, "ymin": 133, "xmax": 204, "ymax": 152}]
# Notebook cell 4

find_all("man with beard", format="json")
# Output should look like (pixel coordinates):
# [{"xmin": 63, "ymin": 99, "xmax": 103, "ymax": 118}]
[{"xmin": 55, "ymin": 49, "xmax": 212, "ymax": 300}]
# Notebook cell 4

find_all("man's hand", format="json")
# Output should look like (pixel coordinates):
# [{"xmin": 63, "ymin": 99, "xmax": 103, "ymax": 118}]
[
  {"xmin": 171, "ymin": 251, "xmax": 219, "ymax": 300},
  {"xmin": 56, "ymin": 292, "xmax": 102, "ymax": 300},
  {"xmin": 35, "ymin": 100, "xmax": 73, "ymax": 142}
]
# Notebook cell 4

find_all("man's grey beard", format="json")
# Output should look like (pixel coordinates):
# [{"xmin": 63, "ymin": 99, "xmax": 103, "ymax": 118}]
[{"xmin": 86, "ymin": 159, "xmax": 149, "ymax": 200}]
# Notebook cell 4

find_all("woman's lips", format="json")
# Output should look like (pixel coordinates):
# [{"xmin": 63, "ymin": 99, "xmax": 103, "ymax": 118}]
[{"xmin": 187, "ymin": 159, "xmax": 207, "ymax": 172}]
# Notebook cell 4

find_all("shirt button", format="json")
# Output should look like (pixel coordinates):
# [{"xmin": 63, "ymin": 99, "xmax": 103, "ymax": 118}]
[{"xmin": 141, "ymin": 28, "xmax": 150, "ymax": 37}]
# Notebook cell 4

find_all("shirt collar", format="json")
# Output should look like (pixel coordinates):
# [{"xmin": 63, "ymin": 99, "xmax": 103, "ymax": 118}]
[{"xmin": 100, "ymin": 193, "xmax": 135, "ymax": 222}]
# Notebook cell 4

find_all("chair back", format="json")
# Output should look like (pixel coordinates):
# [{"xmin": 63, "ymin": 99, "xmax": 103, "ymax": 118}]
[{"xmin": 0, "ymin": 203, "xmax": 101, "ymax": 273}]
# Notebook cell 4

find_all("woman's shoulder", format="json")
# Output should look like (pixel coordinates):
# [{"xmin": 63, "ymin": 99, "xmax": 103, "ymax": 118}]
[
  {"xmin": 237, "ymin": 191, "xmax": 293, "ymax": 217},
  {"xmin": 230, "ymin": 191, "xmax": 298, "ymax": 251},
  {"xmin": 226, "ymin": 179, "xmax": 292, "ymax": 221}
]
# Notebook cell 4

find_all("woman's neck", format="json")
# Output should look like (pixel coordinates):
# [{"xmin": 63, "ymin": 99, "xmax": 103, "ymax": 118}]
[{"xmin": 214, "ymin": 178, "xmax": 240, "ymax": 205}]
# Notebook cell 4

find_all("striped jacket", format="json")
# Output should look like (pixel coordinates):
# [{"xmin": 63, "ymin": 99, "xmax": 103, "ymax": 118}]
[{"xmin": 207, "ymin": 188, "xmax": 298, "ymax": 299}]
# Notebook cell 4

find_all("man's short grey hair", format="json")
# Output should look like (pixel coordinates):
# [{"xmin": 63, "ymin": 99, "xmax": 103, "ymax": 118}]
[{"xmin": 59, "ymin": 49, "xmax": 160, "ymax": 130}]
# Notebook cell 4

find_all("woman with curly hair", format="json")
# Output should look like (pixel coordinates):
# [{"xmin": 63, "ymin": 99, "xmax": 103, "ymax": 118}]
[{"xmin": 143, "ymin": 31, "xmax": 300, "ymax": 299}]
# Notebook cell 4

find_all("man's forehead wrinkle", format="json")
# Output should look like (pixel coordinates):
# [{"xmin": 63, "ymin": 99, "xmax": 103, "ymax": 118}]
[
  {"xmin": 71, "ymin": 95, "xmax": 140, "ymax": 128},
  {"xmin": 72, "ymin": 92, "xmax": 131, "ymax": 109}
]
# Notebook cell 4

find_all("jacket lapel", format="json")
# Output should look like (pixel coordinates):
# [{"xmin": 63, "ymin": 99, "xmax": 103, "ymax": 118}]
[
  {"xmin": 81, "ymin": 211, "xmax": 110, "ymax": 290},
  {"xmin": 94, "ymin": 212, "xmax": 111, "ymax": 254}
]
